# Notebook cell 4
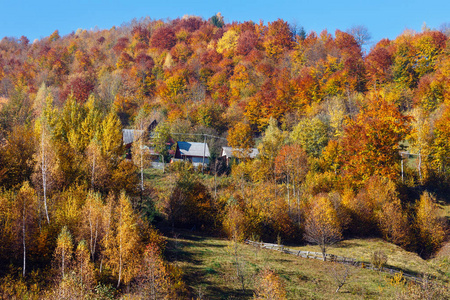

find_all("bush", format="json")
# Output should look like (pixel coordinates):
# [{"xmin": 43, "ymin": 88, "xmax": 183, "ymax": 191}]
[{"xmin": 371, "ymin": 250, "xmax": 388, "ymax": 270}]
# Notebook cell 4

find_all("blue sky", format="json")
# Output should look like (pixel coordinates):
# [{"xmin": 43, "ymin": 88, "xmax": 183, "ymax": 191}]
[{"xmin": 1, "ymin": 0, "xmax": 449, "ymax": 47}]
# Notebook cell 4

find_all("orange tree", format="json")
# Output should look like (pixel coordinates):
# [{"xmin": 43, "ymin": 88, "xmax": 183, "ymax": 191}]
[{"xmin": 337, "ymin": 97, "xmax": 411, "ymax": 186}]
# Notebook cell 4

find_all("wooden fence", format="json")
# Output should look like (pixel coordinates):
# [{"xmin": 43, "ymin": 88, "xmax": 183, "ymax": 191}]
[{"xmin": 244, "ymin": 240, "xmax": 424, "ymax": 284}]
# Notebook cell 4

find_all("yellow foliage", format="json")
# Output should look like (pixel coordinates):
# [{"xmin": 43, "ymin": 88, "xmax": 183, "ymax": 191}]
[
  {"xmin": 217, "ymin": 29, "xmax": 239, "ymax": 54},
  {"xmin": 416, "ymin": 192, "xmax": 446, "ymax": 254},
  {"xmin": 254, "ymin": 269, "xmax": 287, "ymax": 300}
]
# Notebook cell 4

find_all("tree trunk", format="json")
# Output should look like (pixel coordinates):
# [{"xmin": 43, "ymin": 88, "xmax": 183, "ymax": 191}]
[
  {"xmin": 91, "ymin": 152, "xmax": 96, "ymax": 189},
  {"xmin": 62, "ymin": 249, "xmax": 65, "ymax": 277},
  {"xmin": 287, "ymin": 173, "xmax": 290, "ymax": 215},
  {"xmin": 41, "ymin": 132, "xmax": 50, "ymax": 224},
  {"xmin": 22, "ymin": 208, "xmax": 26, "ymax": 277},
  {"xmin": 117, "ymin": 250, "xmax": 122, "ymax": 288}
]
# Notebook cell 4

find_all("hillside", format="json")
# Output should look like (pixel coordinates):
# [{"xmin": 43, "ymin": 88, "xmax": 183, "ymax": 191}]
[{"xmin": 0, "ymin": 15, "xmax": 449, "ymax": 299}]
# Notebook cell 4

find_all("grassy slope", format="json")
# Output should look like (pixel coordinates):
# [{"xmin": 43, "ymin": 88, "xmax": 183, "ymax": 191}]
[
  {"xmin": 163, "ymin": 230, "xmax": 413, "ymax": 300},
  {"xmin": 289, "ymin": 239, "xmax": 450, "ymax": 283}
]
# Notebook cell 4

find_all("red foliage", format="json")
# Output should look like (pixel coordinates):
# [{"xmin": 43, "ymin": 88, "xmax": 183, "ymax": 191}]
[
  {"xmin": 150, "ymin": 27, "xmax": 176, "ymax": 50},
  {"xmin": 365, "ymin": 46, "xmax": 393, "ymax": 86},
  {"xmin": 236, "ymin": 30, "xmax": 259, "ymax": 56},
  {"xmin": 200, "ymin": 49, "xmax": 223, "ymax": 66},
  {"xmin": 174, "ymin": 17, "xmax": 204, "ymax": 32},
  {"xmin": 265, "ymin": 19, "xmax": 294, "ymax": 50},
  {"xmin": 113, "ymin": 37, "xmax": 129, "ymax": 55},
  {"xmin": 131, "ymin": 25, "xmax": 149, "ymax": 44},
  {"xmin": 61, "ymin": 75, "xmax": 95, "ymax": 103},
  {"xmin": 135, "ymin": 52, "xmax": 154, "ymax": 71},
  {"xmin": 334, "ymin": 30, "xmax": 360, "ymax": 55}
]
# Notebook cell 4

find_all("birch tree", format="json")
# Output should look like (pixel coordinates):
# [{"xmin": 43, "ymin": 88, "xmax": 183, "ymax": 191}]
[
  {"xmin": 34, "ymin": 105, "xmax": 56, "ymax": 225},
  {"xmin": 104, "ymin": 192, "xmax": 141, "ymax": 288},
  {"xmin": 54, "ymin": 226, "xmax": 74, "ymax": 278},
  {"xmin": 15, "ymin": 182, "xmax": 38, "ymax": 277},
  {"xmin": 82, "ymin": 191, "xmax": 105, "ymax": 261}
]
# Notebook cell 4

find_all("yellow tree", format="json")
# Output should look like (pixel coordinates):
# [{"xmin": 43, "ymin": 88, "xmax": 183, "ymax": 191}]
[
  {"xmin": 253, "ymin": 269, "xmax": 287, "ymax": 300},
  {"xmin": 54, "ymin": 226, "xmax": 74, "ymax": 278},
  {"xmin": 415, "ymin": 192, "xmax": 446, "ymax": 256},
  {"xmin": 81, "ymin": 191, "xmax": 105, "ymax": 261},
  {"xmin": 432, "ymin": 104, "xmax": 450, "ymax": 175},
  {"xmin": 227, "ymin": 121, "xmax": 255, "ymax": 160},
  {"xmin": 274, "ymin": 144, "xmax": 308, "ymax": 215},
  {"xmin": 15, "ymin": 182, "xmax": 38, "ymax": 277},
  {"xmin": 104, "ymin": 191, "xmax": 142, "ymax": 288},
  {"xmin": 131, "ymin": 109, "xmax": 152, "ymax": 198},
  {"xmin": 216, "ymin": 29, "xmax": 239, "ymax": 55},
  {"xmin": 85, "ymin": 138, "xmax": 107, "ymax": 190},
  {"xmin": 134, "ymin": 243, "xmax": 171, "ymax": 299},
  {"xmin": 0, "ymin": 125, "xmax": 35, "ymax": 189},
  {"xmin": 100, "ymin": 110, "xmax": 123, "ymax": 168},
  {"xmin": 408, "ymin": 108, "xmax": 433, "ymax": 182},
  {"xmin": 80, "ymin": 95, "xmax": 101, "ymax": 151},
  {"xmin": 303, "ymin": 194, "xmax": 342, "ymax": 261},
  {"xmin": 34, "ymin": 105, "xmax": 57, "ymax": 224},
  {"xmin": 74, "ymin": 240, "xmax": 95, "ymax": 289},
  {"xmin": 290, "ymin": 117, "xmax": 330, "ymax": 158}
]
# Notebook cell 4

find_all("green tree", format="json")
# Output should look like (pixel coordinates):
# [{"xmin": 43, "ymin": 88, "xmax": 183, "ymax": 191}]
[
  {"xmin": 152, "ymin": 121, "xmax": 171, "ymax": 163},
  {"xmin": 256, "ymin": 118, "xmax": 285, "ymax": 182},
  {"xmin": 290, "ymin": 117, "xmax": 330, "ymax": 158}
]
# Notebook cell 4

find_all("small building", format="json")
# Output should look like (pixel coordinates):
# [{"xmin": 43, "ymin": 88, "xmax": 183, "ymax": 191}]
[
  {"xmin": 122, "ymin": 120, "xmax": 159, "ymax": 159},
  {"xmin": 122, "ymin": 129, "xmax": 145, "ymax": 146},
  {"xmin": 122, "ymin": 120, "xmax": 159, "ymax": 146},
  {"xmin": 221, "ymin": 146, "xmax": 259, "ymax": 165},
  {"xmin": 175, "ymin": 141, "xmax": 210, "ymax": 167}
]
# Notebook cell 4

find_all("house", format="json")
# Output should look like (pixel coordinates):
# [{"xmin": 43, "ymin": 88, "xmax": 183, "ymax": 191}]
[
  {"xmin": 122, "ymin": 129, "xmax": 145, "ymax": 146},
  {"xmin": 122, "ymin": 120, "xmax": 159, "ymax": 159},
  {"xmin": 122, "ymin": 120, "xmax": 159, "ymax": 146},
  {"xmin": 221, "ymin": 146, "xmax": 259, "ymax": 165},
  {"xmin": 174, "ymin": 141, "xmax": 210, "ymax": 167}
]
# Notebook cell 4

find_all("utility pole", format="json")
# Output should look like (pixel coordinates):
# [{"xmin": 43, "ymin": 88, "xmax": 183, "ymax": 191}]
[
  {"xmin": 418, "ymin": 149, "xmax": 422, "ymax": 182},
  {"xmin": 202, "ymin": 134, "xmax": 206, "ymax": 174},
  {"xmin": 401, "ymin": 154, "xmax": 404, "ymax": 183}
]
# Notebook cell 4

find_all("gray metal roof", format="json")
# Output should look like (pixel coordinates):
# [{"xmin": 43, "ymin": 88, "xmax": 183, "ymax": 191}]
[
  {"xmin": 122, "ymin": 129, "xmax": 144, "ymax": 145},
  {"xmin": 221, "ymin": 146, "xmax": 259, "ymax": 159},
  {"xmin": 178, "ymin": 141, "xmax": 210, "ymax": 157}
]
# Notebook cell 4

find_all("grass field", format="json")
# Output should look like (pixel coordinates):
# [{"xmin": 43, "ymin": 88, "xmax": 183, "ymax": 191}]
[
  {"xmin": 161, "ymin": 229, "xmax": 435, "ymax": 299},
  {"xmin": 288, "ymin": 238, "xmax": 450, "ymax": 283}
]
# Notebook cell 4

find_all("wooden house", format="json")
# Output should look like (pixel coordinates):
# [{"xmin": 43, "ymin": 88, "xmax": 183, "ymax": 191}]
[
  {"xmin": 174, "ymin": 141, "xmax": 210, "ymax": 167},
  {"xmin": 221, "ymin": 146, "xmax": 259, "ymax": 165}
]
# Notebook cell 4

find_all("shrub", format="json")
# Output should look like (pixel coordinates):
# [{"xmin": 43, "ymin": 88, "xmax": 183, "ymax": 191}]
[{"xmin": 371, "ymin": 250, "xmax": 388, "ymax": 270}]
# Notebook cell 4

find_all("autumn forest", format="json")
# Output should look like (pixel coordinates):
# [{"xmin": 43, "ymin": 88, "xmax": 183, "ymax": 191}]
[{"xmin": 0, "ymin": 14, "xmax": 449, "ymax": 299}]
